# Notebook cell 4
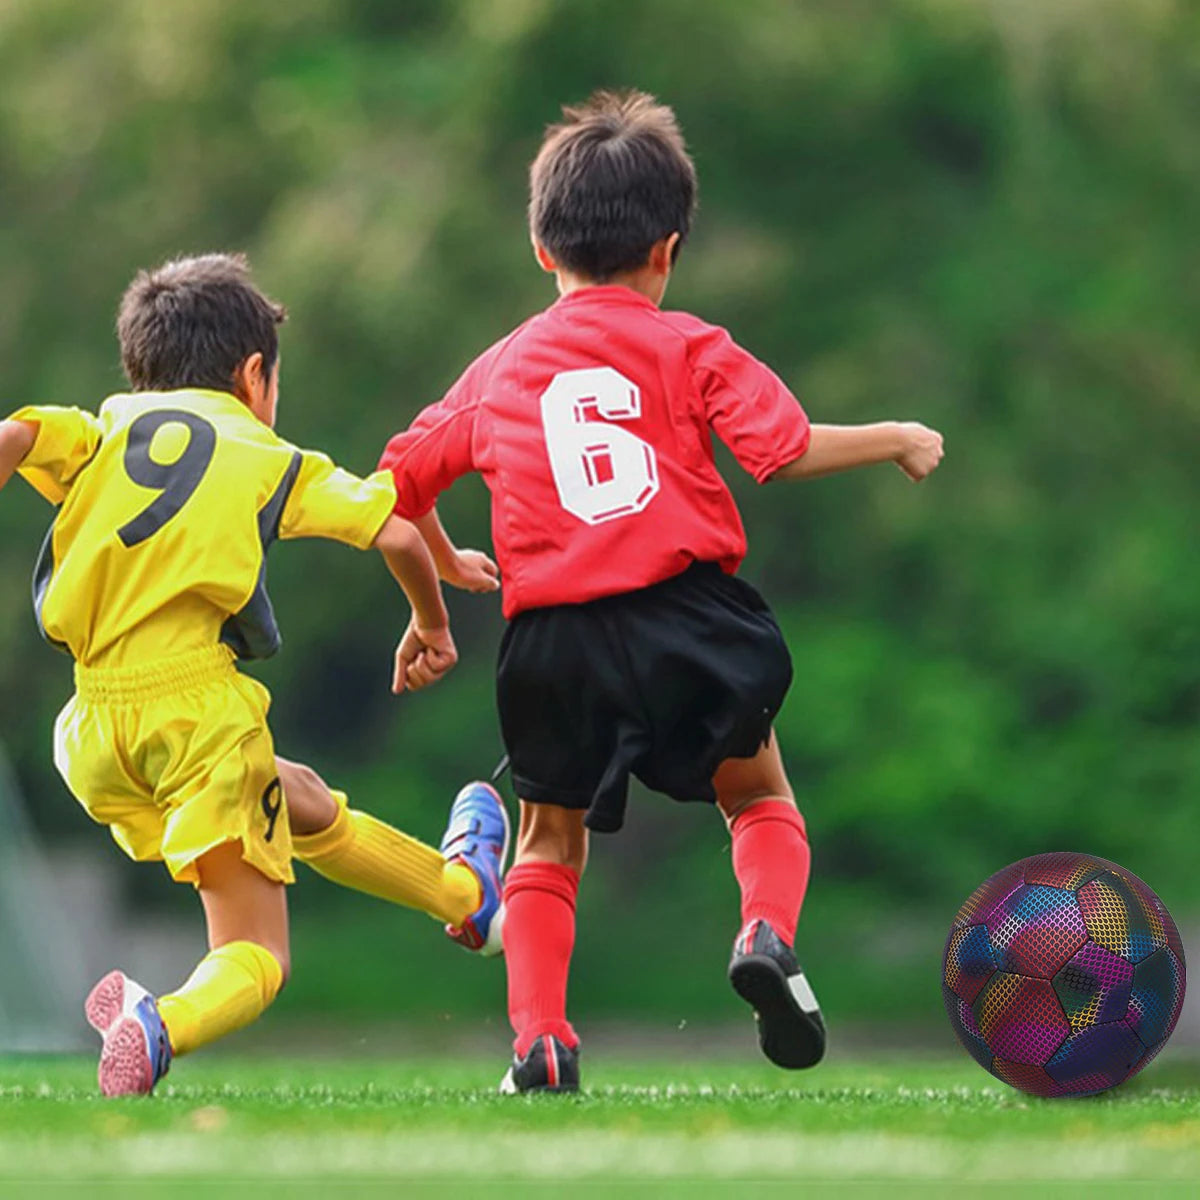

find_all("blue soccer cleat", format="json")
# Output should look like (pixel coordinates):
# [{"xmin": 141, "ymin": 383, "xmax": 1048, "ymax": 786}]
[
  {"xmin": 440, "ymin": 781, "xmax": 511, "ymax": 956},
  {"xmin": 85, "ymin": 970, "xmax": 173, "ymax": 1097}
]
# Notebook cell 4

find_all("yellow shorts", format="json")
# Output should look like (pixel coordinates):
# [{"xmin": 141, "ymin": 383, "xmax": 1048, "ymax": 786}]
[{"xmin": 53, "ymin": 645, "xmax": 294, "ymax": 886}]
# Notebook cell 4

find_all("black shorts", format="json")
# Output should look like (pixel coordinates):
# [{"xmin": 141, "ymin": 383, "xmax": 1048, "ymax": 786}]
[{"xmin": 496, "ymin": 562, "xmax": 793, "ymax": 833}]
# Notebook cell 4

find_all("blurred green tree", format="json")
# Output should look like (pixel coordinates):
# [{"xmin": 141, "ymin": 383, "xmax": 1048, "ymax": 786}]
[{"xmin": 1, "ymin": 0, "xmax": 1197, "ymax": 1021}]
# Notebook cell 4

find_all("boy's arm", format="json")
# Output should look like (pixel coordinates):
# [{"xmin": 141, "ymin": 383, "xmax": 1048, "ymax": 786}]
[
  {"xmin": 686, "ymin": 319, "xmax": 944, "ymax": 486},
  {"xmin": 771, "ymin": 422, "xmax": 944, "ymax": 483},
  {"xmin": 372, "ymin": 514, "xmax": 457, "ymax": 694},
  {"xmin": 413, "ymin": 509, "xmax": 499, "ymax": 594},
  {"xmin": 0, "ymin": 406, "xmax": 102, "ymax": 502},
  {"xmin": 0, "ymin": 420, "xmax": 37, "ymax": 492}
]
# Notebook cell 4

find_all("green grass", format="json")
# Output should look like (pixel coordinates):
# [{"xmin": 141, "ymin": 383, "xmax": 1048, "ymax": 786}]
[{"xmin": 2, "ymin": 1051, "xmax": 1200, "ymax": 1197}]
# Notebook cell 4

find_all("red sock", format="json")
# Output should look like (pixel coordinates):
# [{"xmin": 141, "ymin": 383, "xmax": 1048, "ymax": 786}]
[
  {"xmin": 730, "ymin": 799, "xmax": 810, "ymax": 947},
  {"xmin": 502, "ymin": 861, "xmax": 580, "ymax": 1056}
]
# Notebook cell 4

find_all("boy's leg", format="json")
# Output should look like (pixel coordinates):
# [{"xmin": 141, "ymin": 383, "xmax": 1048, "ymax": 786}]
[
  {"xmin": 157, "ymin": 841, "xmax": 290, "ymax": 1054},
  {"xmin": 87, "ymin": 841, "xmax": 288, "ymax": 1096},
  {"xmin": 499, "ymin": 800, "xmax": 586, "ymax": 1092},
  {"xmin": 715, "ymin": 733, "xmax": 824, "ymax": 1069},
  {"xmin": 714, "ymin": 732, "xmax": 810, "ymax": 948},
  {"xmin": 281, "ymin": 757, "xmax": 484, "ymax": 929}
]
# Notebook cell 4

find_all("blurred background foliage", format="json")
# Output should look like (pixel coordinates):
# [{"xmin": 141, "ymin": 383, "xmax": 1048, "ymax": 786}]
[{"xmin": 1, "ymin": 0, "xmax": 1198, "ymax": 1030}]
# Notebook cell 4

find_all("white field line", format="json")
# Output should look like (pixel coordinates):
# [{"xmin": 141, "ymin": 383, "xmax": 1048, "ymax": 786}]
[{"xmin": 0, "ymin": 1130, "xmax": 1197, "ymax": 1181}]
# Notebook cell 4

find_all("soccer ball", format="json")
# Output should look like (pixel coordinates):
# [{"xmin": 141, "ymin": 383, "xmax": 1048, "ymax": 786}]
[{"xmin": 943, "ymin": 852, "xmax": 1186, "ymax": 1097}]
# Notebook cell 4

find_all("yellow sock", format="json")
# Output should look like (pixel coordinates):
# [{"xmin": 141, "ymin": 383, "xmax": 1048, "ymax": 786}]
[
  {"xmin": 157, "ymin": 941, "xmax": 284, "ymax": 1057},
  {"xmin": 292, "ymin": 792, "xmax": 481, "ymax": 926}
]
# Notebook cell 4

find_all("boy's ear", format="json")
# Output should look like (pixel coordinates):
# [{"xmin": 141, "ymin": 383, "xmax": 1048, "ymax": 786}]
[
  {"xmin": 532, "ymin": 238, "xmax": 558, "ymax": 274},
  {"xmin": 649, "ymin": 232, "xmax": 681, "ymax": 274},
  {"xmin": 231, "ymin": 351, "xmax": 265, "ymax": 403}
]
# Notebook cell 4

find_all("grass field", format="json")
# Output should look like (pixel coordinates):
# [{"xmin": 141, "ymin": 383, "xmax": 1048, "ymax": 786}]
[{"xmin": 2, "ymin": 1050, "xmax": 1200, "ymax": 1198}]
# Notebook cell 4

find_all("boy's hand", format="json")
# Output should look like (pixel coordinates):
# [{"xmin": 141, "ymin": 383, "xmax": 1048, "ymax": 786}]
[
  {"xmin": 393, "ymin": 621, "xmax": 458, "ymax": 694},
  {"xmin": 894, "ymin": 422, "xmax": 945, "ymax": 481},
  {"xmin": 442, "ymin": 548, "xmax": 500, "ymax": 593}
]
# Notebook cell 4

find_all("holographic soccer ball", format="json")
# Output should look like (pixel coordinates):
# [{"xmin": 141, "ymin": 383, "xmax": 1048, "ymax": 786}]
[{"xmin": 943, "ymin": 852, "xmax": 1186, "ymax": 1097}]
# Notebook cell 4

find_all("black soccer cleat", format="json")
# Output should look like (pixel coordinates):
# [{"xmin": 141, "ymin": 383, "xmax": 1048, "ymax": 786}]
[
  {"xmin": 729, "ymin": 919, "xmax": 826, "ymax": 1069},
  {"xmin": 498, "ymin": 1034, "xmax": 581, "ymax": 1094}
]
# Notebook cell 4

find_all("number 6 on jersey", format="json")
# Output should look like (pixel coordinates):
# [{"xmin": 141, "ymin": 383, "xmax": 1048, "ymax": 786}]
[{"xmin": 540, "ymin": 367, "xmax": 660, "ymax": 525}]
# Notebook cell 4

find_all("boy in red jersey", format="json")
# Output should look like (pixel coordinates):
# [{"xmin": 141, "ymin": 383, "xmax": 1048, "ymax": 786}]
[{"xmin": 379, "ymin": 91, "xmax": 944, "ymax": 1092}]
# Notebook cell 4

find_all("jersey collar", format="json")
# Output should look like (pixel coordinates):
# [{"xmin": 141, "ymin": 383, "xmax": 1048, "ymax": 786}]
[
  {"xmin": 553, "ymin": 285, "xmax": 659, "ymax": 311},
  {"xmin": 106, "ymin": 388, "xmax": 256, "ymax": 420}
]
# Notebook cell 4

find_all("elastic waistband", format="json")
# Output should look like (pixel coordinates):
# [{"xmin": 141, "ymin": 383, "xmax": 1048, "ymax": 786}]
[{"xmin": 74, "ymin": 645, "xmax": 237, "ymax": 704}]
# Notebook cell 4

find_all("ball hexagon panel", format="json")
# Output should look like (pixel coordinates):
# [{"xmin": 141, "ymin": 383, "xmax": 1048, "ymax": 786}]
[
  {"xmin": 1126, "ymin": 947, "xmax": 1186, "ymax": 1052},
  {"xmin": 991, "ymin": 1059, "xmax": 1069, "ymax": 1099},
  {"xmin": 1077, "ymin": 873, "xmax": 1160, "ymax": 963},
  {"xmin": 1163, "ymin": 908, "xmax": 1186, "ymax": 965},
  {"xmin": 1044, "ymin": 1022, "xmax": 1144, "ymax": 1093},
  {"xmin": 953, "ymin": 860, "xmax": 1026, "ymax": 930},
  {"xmin": 1023, "ymin": 852, "xmax": 1109, "ymax": 891},
  {"xmin": 1052, "ymin": 942, "xmax": 1134, "ymax": 1033},
  {"xmin": 1130, "ymin": 1039, "xmax": 1168, "ymax": 1079},
  {"xmin": 987, "ymin": 885, "xmax": 1086, "ymax": 978},
  {"xmin": 943, "ymin": 985, "xmax": 992, "ymax": 1070},
  {"xmin": 974, "ymin": 972, "xmax": 1071, "ymax": 1065},
  {"xmin": 944, "ymin": 924, "xmax": 996, "ymax": 1005},
  {"xmin": 1118, "ymin": 873, "xmax": 1167, "ymax": 955}
]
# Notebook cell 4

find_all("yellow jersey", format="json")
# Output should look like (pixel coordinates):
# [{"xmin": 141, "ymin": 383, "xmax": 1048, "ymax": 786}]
[{"xmin": 11, "ymin": 388, "xmax": 396, "ymax": 668}]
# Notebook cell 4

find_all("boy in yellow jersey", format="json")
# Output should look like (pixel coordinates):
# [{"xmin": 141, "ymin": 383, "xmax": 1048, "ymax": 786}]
[{"xmin": 0, "ymin": 253, "xmax": 508, "ymax": 1096}]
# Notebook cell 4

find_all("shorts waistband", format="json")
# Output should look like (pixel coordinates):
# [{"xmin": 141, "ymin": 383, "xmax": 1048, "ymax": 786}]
[{"xmin": 74, "ymin": 645, "xmax": 237, "ymax": 704}]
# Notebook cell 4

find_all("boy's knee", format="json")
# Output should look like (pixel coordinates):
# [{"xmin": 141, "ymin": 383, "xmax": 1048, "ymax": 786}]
[
  {"xmin": 515, "ymin": 802, "xmax": 588, "ymax": 874},
  {"xmin": 713, "ymin": 737, "xmax": 797, "ymax": 825},
  {"xmin": 269, "ymin": 946, "xmax": 291, "ymax": 990},
  {"xmin": 277, "ymin": 757, "xmax": 339, "ymax": 836}
]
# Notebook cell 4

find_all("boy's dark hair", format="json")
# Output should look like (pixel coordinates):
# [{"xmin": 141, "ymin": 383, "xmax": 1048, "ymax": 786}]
[
  {"xmin": 530, "ymin": 90, "xmax": 697, "ymax": 282},
  {"xmin": 117, "ymin": 253, "xmax": 287, "ymax": 393}
]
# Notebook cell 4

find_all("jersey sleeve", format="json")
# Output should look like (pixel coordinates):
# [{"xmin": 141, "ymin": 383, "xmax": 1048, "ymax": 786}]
[
  {"xmin": 687, "ymin": 323, "xmax": 811, "ymax": 483},
  {"xmin": 377, "ymin": 348, "xmax": 492, "ymax": 520},
  {"xmin": 277, "ymin": 449, "xmax": 398, "ymax": 549},
  {"xmin": 6, "ymin": 404, "xmax": 102, "ymax": 504}
]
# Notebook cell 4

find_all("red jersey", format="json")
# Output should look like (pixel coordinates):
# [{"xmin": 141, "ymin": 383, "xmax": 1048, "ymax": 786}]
[{"xmin": 378, "ymin": 285, "xmax": 810, "ymax": 618}]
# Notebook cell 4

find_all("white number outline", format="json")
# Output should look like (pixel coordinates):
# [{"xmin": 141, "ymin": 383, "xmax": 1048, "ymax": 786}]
[{"xmin": 539, "ymin": 366, "xmax": 660, "ymax": 526}]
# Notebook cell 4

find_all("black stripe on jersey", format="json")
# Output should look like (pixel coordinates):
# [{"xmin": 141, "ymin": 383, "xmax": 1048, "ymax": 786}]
[
  {"xmin": 31, "ymin": 520, "xmax": 70, "ymax": 654},
  {"xmin": 31, "ymin": 429, "xmax": 102, "ymax": 656},
  {"xmin": 220, "ymin": 451, "xmax": 303, "ymax": 661}
]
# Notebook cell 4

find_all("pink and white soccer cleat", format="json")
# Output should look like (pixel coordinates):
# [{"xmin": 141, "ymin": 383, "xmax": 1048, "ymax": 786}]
[{"xmin": 84, "ymin": 970, "xmax": 173, "ymax": 1097}]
